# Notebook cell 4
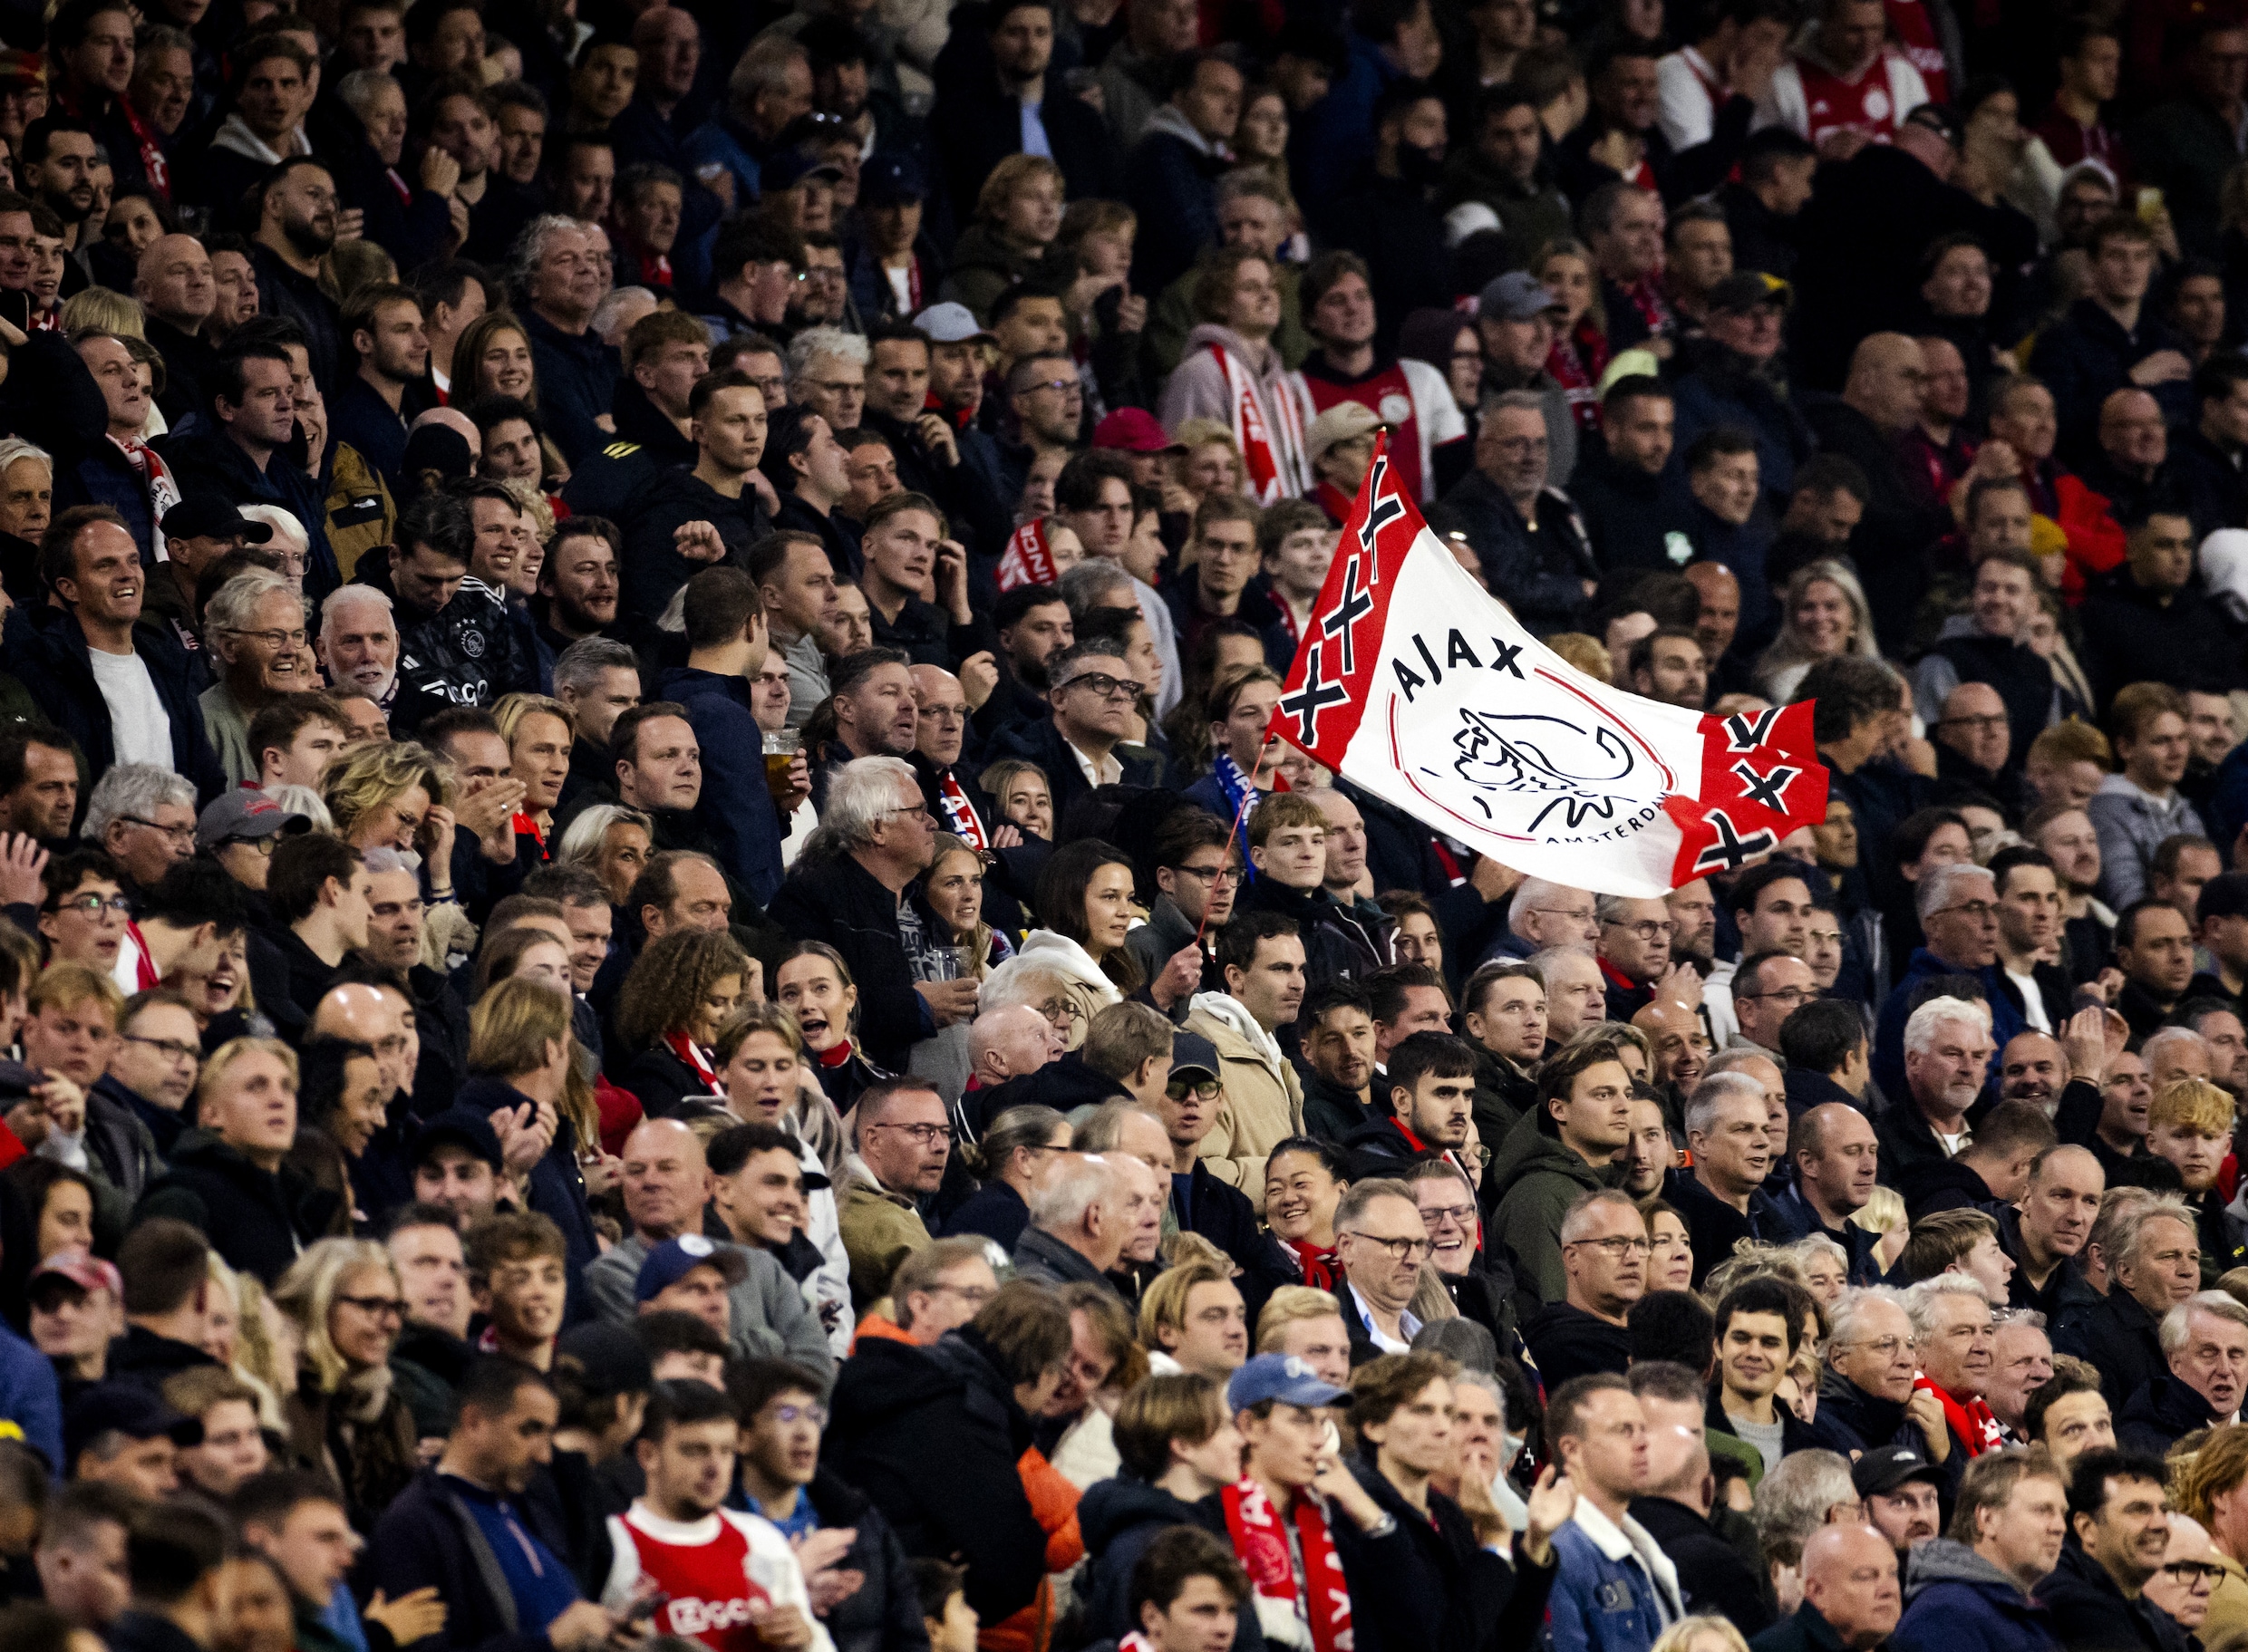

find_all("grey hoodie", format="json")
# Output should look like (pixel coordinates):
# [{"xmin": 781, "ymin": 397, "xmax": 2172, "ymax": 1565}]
[{"xmin": 1903, "ymin": 1538, "xmax": 2025, "ymax": 1600}]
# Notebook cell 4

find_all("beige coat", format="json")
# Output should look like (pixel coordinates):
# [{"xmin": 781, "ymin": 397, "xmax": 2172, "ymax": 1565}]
[
  {"xmin": 1186, "ymin": 995, "xmax": 1303, "ymax": 1209},
  {"xmin": 838, "ymin": 1175, "xmax": 932, "ymax": 1311}
]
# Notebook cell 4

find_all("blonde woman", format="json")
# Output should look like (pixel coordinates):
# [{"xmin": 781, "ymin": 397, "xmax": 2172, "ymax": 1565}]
[
  {"xmin": 556, "ymin": 802, "xmax": 654, "ymax": 905},
  {"xmin": 1173, "ymin": 419, "xmax": 1247, "ymax": 507},
  {"xmin": 1757, "ymin": 561, "xmax": 1881, "ymax": 702},
  {"xmin": 322, "ymin": 739, "xmax": 455, "ymax": 862},
  {"xmin": 1535, "ymin": 237, "xmax": 1609, "ymax": 434},
  {"xmin": 272, "ymin": 1238, "xmax": 419, "ymax": 1531},
  {"xmin": 1652, "ymin": 1617, "xmax": 1751, "ymax": 1652},
  {"xmin": 493, "ymin": 692, "xmax": 576, "ymax": 852},
  {"xmin": 943, "ymin": 153, "xmax": 1070, "ymax": 322},
  {"xmin": 464, "ymin": 976, "xmax": 604, "ymax": 1283}
]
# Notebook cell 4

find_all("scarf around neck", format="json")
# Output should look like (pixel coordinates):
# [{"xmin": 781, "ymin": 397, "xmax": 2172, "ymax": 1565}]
[{"xmin": 1220, "ymin": 1476, "xmax": 1352, "ymax": 1652}]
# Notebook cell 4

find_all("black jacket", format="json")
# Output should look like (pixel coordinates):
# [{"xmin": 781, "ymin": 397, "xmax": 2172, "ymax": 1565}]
[
  {"xmin": 2030, "ymin": 1534, "xmax": 2191, "ymax": 1652},
  {"xmin": 1168, "ymin": 1157, "xmax": 1298, "ymax": 1326},
  {"xmin": 1804, "ymin": 1367, "xmax": 1925, "ymax": 1458},
  {"xmin": 808, "ymin": 1467, "xmax": 934, "ymax": 1652},
  {"xmin": 2055, "ymin": 1286, "xmax": 2168, "ymax": 1410},
  {"xmin": 1237, "ymin": 874, "xmax": 1393, "ymax": 990},
  {"xmin": 617, "ymin": 467, "xmax": 771, "ymax": 623},
  {"xmin": 1303, "ymin": 1069, "xmax": 1378, "ymax": 1144},
  {"xmin": 363, "ymin": 1468, "xmax": 577, "ymax": 1652},
  {"xmin": 1631, "ymin": 1494, "xmax": 1773, "ymax": 1637},
  {"xmin": 1568, "ymin": 447, "xmax": 1681, "ymax": 576},
  {"xmin": 1425, "ymin": 470, "xmax": 1597, "ymax": 638},
  {"xmin": 1522, "ymin": 1300, "xmax": 1632, "ymax": 1389},
  {"xmin": 353, "ymin": 556, "xmax": 538, "ymax": 714},
  {"xmin": 943, "ymin": 1179, "xmax": 1032, "ymax": 1251},
  {"xmin": 1332, "ymin": 1453, "xmax": 1553, "ymax": 1652},
  {"xmin": 826, "ymin": 1328, "xmax": 1050, "ymax": 1625},
  {"xmin": 935, "ymin": 73, "xmax": 1121, "ymax": 239},
  {"xmin": 765, "ymin": 850, "xmax": 946, "ymax": 1074},
  {"xmin": 1667, "ymin": 1167, "xmax": 1788, "ymax": 1289},
  {"xmin": 2115, "ymin": 1373, "xmax": 2220, "ymax": 1455},
  {"xmin": 2077, "ymin": 564, "xmax": 2248, "ymax": 701},
  {"xmin": 1, "ymin": 604, "xmax": 226, "ymax": 805},
  {"xmin": 132, "ymin": 1128, "xmax": 340, "ymax": 1284},
  {"xmin": 984, "ymin": 717, "xmax": 1162, "ymax": 835},
  {"xmin": 1075, "ymin": 1477, "xmax": 1265, "ymax": 1652}
]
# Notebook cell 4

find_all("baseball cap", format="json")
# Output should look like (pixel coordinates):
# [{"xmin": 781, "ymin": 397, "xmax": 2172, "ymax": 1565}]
[
  {"xmin": 1306, "ymin": 401, "xmax": 1385, "ymax": 462},
  {"xmin": 196, "ymin": 788, "xmax": 312, "ymax": 854},
  {"xmin": 1170, "ymin": 1030, "xmax": 1220, "ymax": 1084},
  {"xmin": 1478, "ymin": 270, "xmax": 1565, "ymax": 323},
  {"xmin": 410, "ymin": 1106, "xmax": 506, "ymax": 1173},
  {"xmin": 1092, "ymin": 408, "xmax": 1181, "ymax": 454},
  {"xmin": 1851, "ymin": 1444, "xmax": 1945, "ymax": 1498},
  {"xmin": 1707, "ymin": 271, "xmax": 1790, "ymax": 315},
  {"xmin": 65, "ymin": 1383, "xmax": 201, "ymax": 1467},
  {"xmin": 31, "ymin": 1250, "xmax": 121, "ymax": 1299},
  {"xmin": 2200, "ymin": 872, "xmax": 2248, "ymax": 925},
  {"xmin": 766, "ymin": 147, "xmax": 846, "ymax": 189},
  {"xmin": 162, "ymin": 495, "xmax": 273, "ymax": 544},
  {"xmin": 556, "ymin": 1323, "xmax": 656, "ymax": 1397},
  {"xmin": 860, "ymin": 153, "xmax": 927, "ymax": 207},
  {"xmin": 1226, "ymin": 1353, "xmax": 1350, "ymax": 1413},
  {"xmin": 914, "ymin": 302, "xmax": 994, "ymax": 345},
  {"xmin": 635, "ymin": 1234, "xmax": 751, "ymax": 1302}
]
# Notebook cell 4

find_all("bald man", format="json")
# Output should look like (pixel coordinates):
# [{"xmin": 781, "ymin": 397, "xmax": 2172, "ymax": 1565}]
[
  {"xmin": 137, "ymin": 233, "xmax": 219, "ymax": 421},
  {"xmin": 1786, "ymin": 1524, "xmax": 1902, "ymax": 1652},
  {"xmin": 1771, "ymin": 1101, "xmax": 1887, "ymax": 1284},
  {"xmin": 583, "ymin": 1117, "xmax": 835, "ymax": 1374},
  {"xmin": 1807, "ymin": 332, "xmax": 2011, "ymax": 646},
  {"xmin": 970, "ymin": 1004, "xmax": 1056, "ymax": 1088},
  {"xmin": 1633, "ymin": 999, "xmax": 1709, "ymax": 1106},
  {"xmin": 908, "ymin": 661, "xmax": 1008, "ymax": 848},
  {"xmin": 410, "ymin": 405, "xmax": 482, "ymax": 461},
  {"xmin": 307, "ymin": 980, "xmax": 418, "ymax": 1212},
  {"xmin": 1682, "ymin": 561, "xmax": 1749, "ymax": 695}
]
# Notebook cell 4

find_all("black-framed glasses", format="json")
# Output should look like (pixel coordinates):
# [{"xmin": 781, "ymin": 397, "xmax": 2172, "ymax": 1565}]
[
  {"xmin": 1166, "ymin": 1078, "xmax": 1221, "ymax": 1101},
  {"xmin": 1061, "ymin": 671, "xmax": 1145, "ymax": 700},
  {"xmin": 220, "ymin": 836, "xmax": 277, "ymax": 857},
  {"xmin": 870, "ymin": 1121, "xmax": 953, "ymax": 1146},
  {"xmin": 1173, "ymin": 863, "xmax": 1242, "ymax": 885},
  {"xmin": 1604, "ymin": 919, "xmax": 1673, "ymax": 941},
  {"xmin": 122, "ymin": 1033, "xmax": 199, "ymax": 1064},
  {"xmin": 1566, "ymin": 1235, "xmax": 1652, "ymax": 1256},
  {"xmin": 52, "ymin": 893, "xmax": 131, "ymax": 917},
  {"xmin": 883, "ymin": 801, "xmax": 933, "ymax": 820},
  {"xmin": 1345, "ymin": 1232, "xmax": 1432, "ymax": 1262},
  {"xmin": 2165, "ymin": 1561, "xmax": 2226, "ymax": 1587}
]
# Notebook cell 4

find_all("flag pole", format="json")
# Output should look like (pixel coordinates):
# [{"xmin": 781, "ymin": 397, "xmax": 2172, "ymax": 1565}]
[{"xmin": 1196, "ymin": 740, "xmax": 1276, "ymax": 950}]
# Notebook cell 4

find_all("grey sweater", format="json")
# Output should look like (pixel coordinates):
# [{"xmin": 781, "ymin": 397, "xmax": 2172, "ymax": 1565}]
[{"xmin": 584, "ymin": 1232, "xmax": 837, "ymax": 1386}]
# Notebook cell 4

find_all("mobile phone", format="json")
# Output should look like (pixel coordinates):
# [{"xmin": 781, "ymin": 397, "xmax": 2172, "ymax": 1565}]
[{"xmin": 623, "ymin": 1592, "xmax": 670, "ymax": 1628}]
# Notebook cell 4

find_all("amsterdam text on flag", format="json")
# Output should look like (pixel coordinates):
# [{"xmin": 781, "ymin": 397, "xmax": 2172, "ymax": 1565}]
[{"xmin": 1266, "ymin": 435, "xmax": 1830, "ymax": 897}]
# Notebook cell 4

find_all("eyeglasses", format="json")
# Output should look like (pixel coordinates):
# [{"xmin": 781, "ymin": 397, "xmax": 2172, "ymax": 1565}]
[
  {"xmin": 1605, "ymin": 919, "xmax": 1674, "ymax": 942},
  {"xmin": 1174, "ymin": 863, "xmax": 1242, "ymax": 885},
  {"xmin": 1023, "ymin": 377, "xmax": 1082, "ymax": 396},
  {"xmin": 1934, "ymin": 902, "xmax": 1997, "ymax": 921},
  {"xmin": 228, "ymin": 626, "xmax": 310, "ymax": 651},
  {"xmin": 122, "ymin": 816, "xmax": 197, "ymax": 845},
  {"xmin": 122, "ymin": 1033, "xmax": 199, "ymax": 1064},
  {"xmin": 1566, "ymin": 1235, "xmax": 1652, "ymax": 1256},
  {"xmin": 335, "ymin": 1294, "xmax": 408, "ymax": 1319},
  {"xmin": 220, "ymin": 835, "xmax": 278, "ymax": 856},
  {"xmin": 1532, "ymin": 906, "xmax": 1594, "ymax": 925},
  {"xmin": 1738, "ymin": 986, "xmax": 1811, "ymax": 1006},
  {"xmin": 1061, "ymin": 671, "xmax": 1145, "ymax": 701},
  {"xmin": 768, "ymin": 1401, "xmax": 829, "ymax": 1426},
  {"xmin": 53, "ymin": 893, "xmax": 131, "ymax": 917},
  {"xmin": 813, "ymin": 379, "xmax": 864, "ymax": 398},
  {"xmin": 1036, "ymin": 998, "xmax": 1086, "ymax": 1026},
  {"xmin": 1419, "ymin": 1203, "xmax": 1477, "ymax": 1231},
  {"xmin": 870, "ymin": 1121, "xmax": 954, "ymax": 1146},
  {"xmin": 1848, "ymin": 1336, "xmax": 1918, "ymax": 1359},
  {"xmin": 1344, "ymin": 1232, "xmax": 1433, "ymax": 1261},
  {"xmin": 2165, "ymin": 1561, "xmax": 2227, "ymax": 1587},
  {"xmin": 883, "ymin": 801, "xmax": 933, "ymax": 820},
  {"xmin": 1166, "ymin": 1078, "xmax": 1221, "ymax": 1101}
]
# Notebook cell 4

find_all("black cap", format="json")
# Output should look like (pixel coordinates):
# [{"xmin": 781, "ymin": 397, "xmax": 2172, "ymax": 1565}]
[
  {"xmin": 65, "ymin": 1383, "xmax": 201, "ymax": 1467},
  {"xmin": 161, "ymin": 495, "xmax": 273, "ymax": 544},
  {"xmin": 1851, "ymin": 1444, "xmax": 1945, "ymax": 1498},
  {"xmin": 1707, "ymin": 271, "xmax": 1790, "ymax": 314},
  {"xmin": 860, "ymin": 153, "xmax": 927, "ymax": 207},
  {"xmin": 1903, "ymin": 103, "xmax": 1959, "ymax": 146},
  {"xmin": 556, "ymin": 1322, "xmax": 655, "ymax": 1397},
  {"xmin": 411, "ymin": 1106, "xmax": 505, "ymax": 1172}
]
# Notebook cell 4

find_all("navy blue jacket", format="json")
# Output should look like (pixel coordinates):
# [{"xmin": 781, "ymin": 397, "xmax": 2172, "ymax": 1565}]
[
  {"xmin": 154, "ymin": 424, "xmax": 342, "ymax": 599},
  {"xmin": 2028, "ymin": 297, "xmax": 2195, "ymax": 459},
  {"xmin": 764, "ymin": 850, "xmax": 944, "ymax": 1074},
  {"xmin": 1125, "ymin": 122, "xmax": 1226, "ymax": 295},
  {"xmin": 329, "ymin": 372, "xmax": 412, "ymax": 494},
  {"xmin": 363, "ymin": 1468, "xmax": 577, "ymax": 1652},
  {"xmin": 521, "ymin": 307, "xmax": 619, "ymax": 466},
  {"xmin": 1765, "ymin": 1182, "xmax": 1889, "ymax": 1284},
  {"xmin": 460, "ymin": 1075, "xmax": 602, "ymax": 1319},
  {"xmin": 1892, "ymin": 1541, "xmax": 2061, "ymax": 1652},
  {"xmin": 658, "ymin": 663, "xmax": 788, "ymax": 906},
  {"xmin": 1874, "ymin": 945, "xmax": 2025, "ymax": 1102}
]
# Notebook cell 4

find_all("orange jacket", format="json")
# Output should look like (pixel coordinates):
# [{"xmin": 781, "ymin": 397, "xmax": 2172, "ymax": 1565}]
[{"xmin": 976, "ymin": 1446, "xmax": 1084, "ymax": 1652}]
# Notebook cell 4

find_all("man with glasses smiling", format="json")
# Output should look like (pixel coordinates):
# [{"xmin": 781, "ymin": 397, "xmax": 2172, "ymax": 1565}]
[
  {"xmin": 991, "ymin": 638, "xmax": 1161, "ymax": 822},
  {"xmin": 1129, "ymin": 809, "xmax": 1241, "ymax": 990}
]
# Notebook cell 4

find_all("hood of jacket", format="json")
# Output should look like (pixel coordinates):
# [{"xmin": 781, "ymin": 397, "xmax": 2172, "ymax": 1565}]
[
  {"xmin": 925, "ymin": 1325, "xmax": 1035, "ymax": 1453},
  {"xmin": 1140, "ymin": 103, "xmax": 1227, "ymax": 159},
  {"xmin": 987, "ymin": 930, "xmax": 1119, "ymax": 1002},
  {"xmin": 1188, "ymin": 991, "xmax": 1288, "ymax": 1081},
  {"xmin": 832, "ymin": 1328, "xmax": 961, "ymax": 1428},
  {"xmin": 1180, "ymin": 323, "xmax": 1284, "ymax": 387},
  {"xmin": 1485, "ymin": 1103, "xmax": 1604, "ymax": 1204},
  {"xmin": 1904, "ymin": 1537, "xmax": 2028, "ymax": 1599},
  {"xmin": 1077, "ymin": 1475, "xmax": 1208, "ymax": 1551}
]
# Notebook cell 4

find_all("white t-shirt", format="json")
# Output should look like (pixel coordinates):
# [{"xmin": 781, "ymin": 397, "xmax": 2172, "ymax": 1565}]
[
  {"xmin": 2005, "ymin": 968, "xmax": 2052, "ymax": 1032},
  {"xmin": 89, "ymin": 647, "xmax": 172, "ymax": 768}
]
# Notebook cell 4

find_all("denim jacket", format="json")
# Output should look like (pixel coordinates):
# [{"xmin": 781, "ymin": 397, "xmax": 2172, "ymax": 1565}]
[{"xmin": 1546, "ymin": 1500, "xmax": 1682, "ymax": 1652}]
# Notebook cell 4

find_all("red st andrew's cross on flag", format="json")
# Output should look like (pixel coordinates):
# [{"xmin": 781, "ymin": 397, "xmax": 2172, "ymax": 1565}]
[{"xmin": 1266, "ymin": 434, "xmax": 1830, "ymax": 897}]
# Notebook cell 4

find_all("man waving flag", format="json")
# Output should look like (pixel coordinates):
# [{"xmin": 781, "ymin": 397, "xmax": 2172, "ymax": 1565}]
[{"xmin": 1267, "ymin": 435, "xmax": 1828, "ymax": 897}]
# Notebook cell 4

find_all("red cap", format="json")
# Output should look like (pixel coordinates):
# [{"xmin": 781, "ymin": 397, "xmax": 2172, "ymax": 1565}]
[
  {"xmin": 1092, "ymin": 408, "xmax": 1182, "ymax": 454},
  {"xmin": 33, "ymin": 1250, "xmax": 121, "ymax": 1298}
]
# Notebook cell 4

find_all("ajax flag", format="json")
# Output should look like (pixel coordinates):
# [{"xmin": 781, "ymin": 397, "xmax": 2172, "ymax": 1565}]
[{"xmin": 1266, "ymin": 436, "xmax": 1828, "ymax": 897}]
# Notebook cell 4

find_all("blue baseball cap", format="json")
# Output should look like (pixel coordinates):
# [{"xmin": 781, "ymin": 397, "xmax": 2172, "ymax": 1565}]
[
  {"xmin": 635, "ymin": 1234, "xmax": 750, "ymax": 1302},
  {"xmin": 1226, "ymin": 1353, "xmax": 1349, "ymax": 1413}
]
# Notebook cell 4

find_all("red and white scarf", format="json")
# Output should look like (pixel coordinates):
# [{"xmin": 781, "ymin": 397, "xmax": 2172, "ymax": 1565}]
[
  {"xmin": 1220, "ymin": 1478, "xmax": 1352, "ymax": 1652},
  {"xmin": 111, "ymin": 434, "xmax": 182, "ymax": 561},
  {"xmin": 937, "ymin": 770, "xmax": 988, "ymax": 849},
  {"xmin": 1211, "ymin": 343, "xmax": 1309, "ymax": 507},
  {"xmin": 59, "ymin": 88, "xmax": 170, "ymax": 204},
  {"xmin": 996, "ymin": 517, "xmax": 1058, "ymax": 592},
  {"xmin": 1914, "ymin": 1373, "xmax": 2002, "ymax": 1456},
  {"xmin": 664, "ymin": 1030, "xmax": 717, "ymax": 1087}
]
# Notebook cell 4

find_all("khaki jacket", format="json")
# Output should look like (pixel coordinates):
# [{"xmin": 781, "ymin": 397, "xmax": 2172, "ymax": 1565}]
[
  {"xmin": 1186, "ymin": 998, "xmax": 1303, "ymax": 1209},
  {"xmin": 838, "ymin": 1175, "xmax": 932, "ymax": 1310}
]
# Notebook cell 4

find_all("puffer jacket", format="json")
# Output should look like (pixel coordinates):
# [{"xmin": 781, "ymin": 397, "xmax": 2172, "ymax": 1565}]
[{"xmin": 2085, "ymin": 770, "xmax": 2207, "ymax": 910}]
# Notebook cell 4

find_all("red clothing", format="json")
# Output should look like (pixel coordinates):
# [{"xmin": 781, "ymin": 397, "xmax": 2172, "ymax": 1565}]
[
  {"xmin": 2030, "ymin": 100, "xmax": 2128, "ymax": 184},
  {"xmin": 1884, "ymin": 0, "xmax": 1949, "ymax": 102}
]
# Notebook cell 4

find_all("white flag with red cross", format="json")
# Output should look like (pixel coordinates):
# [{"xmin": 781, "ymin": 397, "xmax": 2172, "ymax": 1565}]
[{"xmin": 1265, "ymin": 434, "xmax": 1830, "ymax": 897}]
